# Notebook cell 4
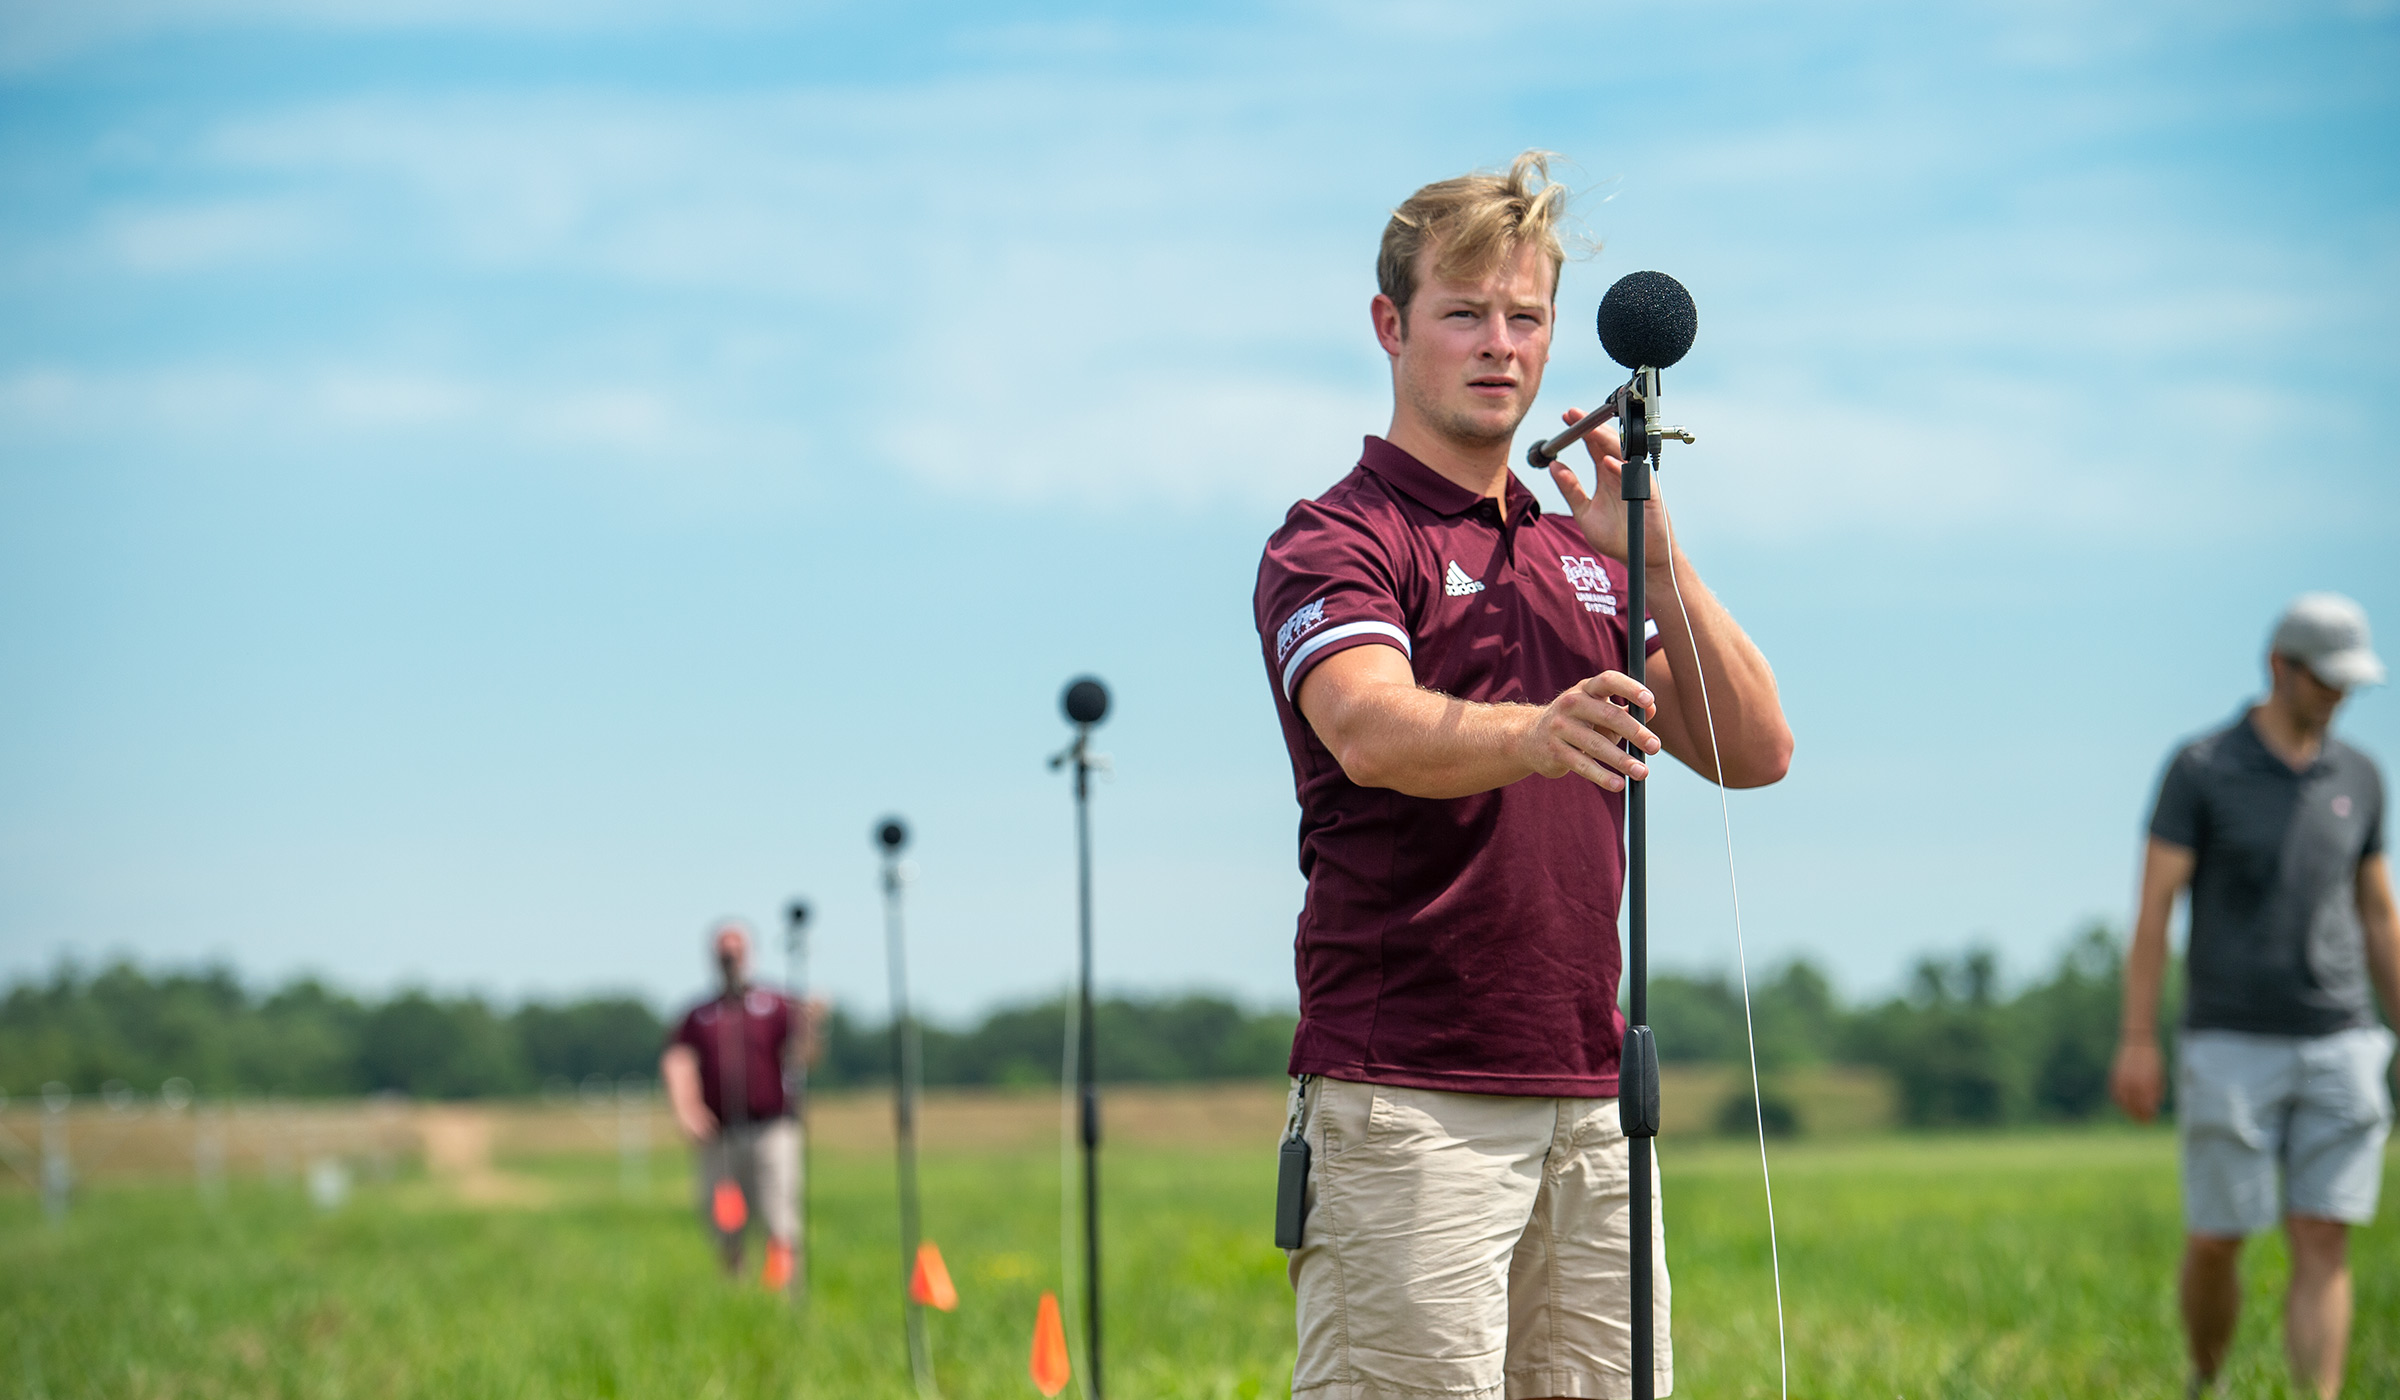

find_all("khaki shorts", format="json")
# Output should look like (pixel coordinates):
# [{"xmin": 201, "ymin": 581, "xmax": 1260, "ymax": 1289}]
[
  {"xmin": 696, "ymin": 1117, "xmax": 801, "ymax": 1244},
  {"xmin": 1286, "ymin": 1077, "xmax": 1672, "ymax": 1400}
]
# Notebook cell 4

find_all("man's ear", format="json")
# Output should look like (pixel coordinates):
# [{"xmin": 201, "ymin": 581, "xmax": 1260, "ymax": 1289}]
[{"xmin": 1371, "ymin": 293, "xmax": 1407, "ymax": 356}]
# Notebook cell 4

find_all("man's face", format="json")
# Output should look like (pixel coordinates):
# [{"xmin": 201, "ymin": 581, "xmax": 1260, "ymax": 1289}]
[
  {"xmin": 714, "ymin": 930, "xmax": 749, "ymax": 988},
  {"xmin": 2272, "ymin": 653, "xmax": 2348, "ymax": 728},
  {"xmin": 1376, "ymin": 240, "xmax": 1556, "ymax": 451}
]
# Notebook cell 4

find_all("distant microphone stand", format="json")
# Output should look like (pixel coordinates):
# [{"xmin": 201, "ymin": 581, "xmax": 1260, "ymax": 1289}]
[
  {"xmin": 1049, "ymin": 677, "xmax": 1111, "ymax": 1399},
  {"xmin": 876, "ymin": 817, "xmax": 934, "ymax": 1395},
  {"xmin": 1528, "ymin": 271, "xmax": 1697, "ymax": 1400},
  {"xmin": 784, "ymin": 898, "xmax": 813, "ymax": 1306}
]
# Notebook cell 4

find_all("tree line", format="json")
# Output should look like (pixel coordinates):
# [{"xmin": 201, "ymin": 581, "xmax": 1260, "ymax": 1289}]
[
  {"xmin": 3, "ymin": 927, "xmax": 2168, "ymax": 1128},
  {"xmin": 1648, "ymin": 923, "xmax": 2173, "ymax": 1128},
  {"xmin": 0, "ymin": 962, "xmax": 663, "ymax": 1100},
  {"xmin": 0, "ymin": 961, "xmax": 1299, "ymax": 1101}
]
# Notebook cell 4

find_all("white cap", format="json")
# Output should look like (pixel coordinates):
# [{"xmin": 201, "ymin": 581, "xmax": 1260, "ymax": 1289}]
[{"xmin": 2271, "ymin": 592, "xmax": 2385, "ymax": 690}]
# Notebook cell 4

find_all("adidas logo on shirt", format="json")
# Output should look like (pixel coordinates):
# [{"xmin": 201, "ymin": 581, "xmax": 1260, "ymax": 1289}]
[{"xmin": 1444, "ymin": 561, "xmax": 1486, "ymax": 597}]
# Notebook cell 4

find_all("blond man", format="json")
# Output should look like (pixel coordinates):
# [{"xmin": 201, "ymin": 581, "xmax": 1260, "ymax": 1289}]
[{"xmin": 1253, "ymin": 153, "xmax": 1793, "ymax": 1400}]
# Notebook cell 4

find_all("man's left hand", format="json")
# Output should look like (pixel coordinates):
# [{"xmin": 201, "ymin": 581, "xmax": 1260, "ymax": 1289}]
[{"xmin": 1545, "ymin": 411, "xmax": 1673, "ymax": 570}]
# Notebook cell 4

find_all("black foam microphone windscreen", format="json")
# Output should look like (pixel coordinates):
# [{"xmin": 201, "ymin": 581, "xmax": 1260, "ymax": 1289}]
[
  {"xmin": 1062, "ymin": 677, "xmax": 1110, "ymax": 726},
  {"xmin": 1596, "ymin": 271, "xmax": 1697, "ymax": 370}
]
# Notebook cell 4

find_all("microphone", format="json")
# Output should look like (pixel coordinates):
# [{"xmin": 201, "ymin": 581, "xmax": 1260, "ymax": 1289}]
[
  {"xmin": 1062, "ymin": 677, "xmax": 1110, "ymax": 727},
  {"xmin": 876, "ymin": 817, "xmax": 909, "ymax": 853},
  {"xmin": 1051, "ymin": 675, "xmax": 1114, "ymax": 776},
  {"xmin": 1526, "ymin": 271, "xmax": 1699, "ymax": 469},
  {"xmin": 1596, "ymin": 271, "xmax": 1696, "ymax": 371}
]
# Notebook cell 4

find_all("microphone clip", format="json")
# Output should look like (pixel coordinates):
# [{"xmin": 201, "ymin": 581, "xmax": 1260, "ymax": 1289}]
[
  {"xmin": 1615, "ymin": 368, "xmax": 1696, "ymax": 465},
  {"xmin": 1048, "ymin": 730, "xmax": 1112, "ymax": 778},
  {"xmin": 1525, "ymin": 368, "xmax": 1695, "ymax": 473}
]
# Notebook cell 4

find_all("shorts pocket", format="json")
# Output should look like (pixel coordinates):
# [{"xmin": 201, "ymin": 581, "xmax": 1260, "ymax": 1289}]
[
  {"xmin": 2179, "ymin": 1039, "xmax": 2267, "ymax": 1148},
  {"xmin": 2312, "ymin": 1028, "xmax": 2397, "ymax": 1131},
  {"xmin": 1309, "ymin": 1077, "xmax": 1379, "ymax": 1162}
]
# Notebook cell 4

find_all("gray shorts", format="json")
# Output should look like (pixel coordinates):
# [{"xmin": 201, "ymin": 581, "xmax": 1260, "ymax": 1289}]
[{"xmin": 2179, "ymin": 1026, "xmax": 2395, "ymax": 1237}]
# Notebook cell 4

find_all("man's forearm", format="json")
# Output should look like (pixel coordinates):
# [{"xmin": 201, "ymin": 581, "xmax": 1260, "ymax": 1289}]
[
  {"xmin": 661, "ymin": 1047, "xmax": 711, "ymax": 1134},
  {"xmin": 2367, "ymin": 921, "xmax": 2400, "ymax": 1033},
  {"xmin": 1645, "ymin": 547, "xmax": 1789, "ymax": 786},
  {"xmin": 1302, "ymin": 641, "xmax": 1659, "ymax": 800},
  {"xmin": 2122, "ymin": 840, "xmax": 2194, "ymax": 1041},
  {"xmin": 2121, "ymin": 912, "xmax": 2170, "ymax": 1042},
  {"xmin": 1322, "ymin": 680, "xmax": 1544, "ymax": 799},
  {"xmin": 2359, "ymin": 858, "xmax": 2400, "ymax": 1028}
]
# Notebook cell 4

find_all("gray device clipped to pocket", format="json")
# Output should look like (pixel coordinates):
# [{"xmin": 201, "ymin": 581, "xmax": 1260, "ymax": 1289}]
[{"xmin": 1274, "ymin": 1075, "xmax": 1313, "ymax": 1249}]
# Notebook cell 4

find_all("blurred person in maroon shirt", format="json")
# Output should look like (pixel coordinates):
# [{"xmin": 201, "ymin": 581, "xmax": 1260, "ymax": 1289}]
[
  {"xmin": 661, "ymin": 921, "xmax": 821, "ymax": 1289},
  {"xmin": 1255, "ymin": 152, "xmax": 1793, "ymax": 1399}
]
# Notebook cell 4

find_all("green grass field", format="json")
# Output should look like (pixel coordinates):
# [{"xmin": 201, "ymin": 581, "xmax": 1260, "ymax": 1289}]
[{"xmin": 6, "ymin": 1128, "xmax": 2397, "ymax": 1398}]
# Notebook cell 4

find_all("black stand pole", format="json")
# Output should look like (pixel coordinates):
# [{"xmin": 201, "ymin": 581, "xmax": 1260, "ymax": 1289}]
[
  {"xmin": 1051, "ymin": 677, "xmax": 1111, "ymax": 1400},
  {"xmin": 1528, "ymin": 271, "xmax": 1699, "ymax": 1400},
  {"xmin": 877, "ymin": 818, "xmax": 933, "ymax": 1394},
  {"xmin": 1615, "ymin": 368, "xmax": 1672, "ymax": 1400},
  {"xmin": 784, "ymin": 899, "xmax": 813, "ymax": 1306}
]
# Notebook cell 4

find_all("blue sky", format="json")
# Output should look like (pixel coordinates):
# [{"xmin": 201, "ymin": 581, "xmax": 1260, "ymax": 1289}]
[{"xmin": 2, "ymin": 0, "xmax": 2394, "ymax": 1021}]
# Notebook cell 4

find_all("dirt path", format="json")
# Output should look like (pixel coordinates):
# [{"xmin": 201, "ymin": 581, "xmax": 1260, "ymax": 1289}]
[{"xmin": 415, "ymin": 1107, "xmax": 549, "ymax": 1205}]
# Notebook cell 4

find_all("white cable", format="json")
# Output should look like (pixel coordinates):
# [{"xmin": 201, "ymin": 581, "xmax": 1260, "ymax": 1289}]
[{"xmin": 1653, "ymin": 477, "xmax": 1788, "ymax": 1400}]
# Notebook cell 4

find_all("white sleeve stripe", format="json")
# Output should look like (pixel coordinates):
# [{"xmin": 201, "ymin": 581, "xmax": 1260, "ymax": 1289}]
[
  {"xmin": 1644, "ymin": 618, "xmax": 1660, "ymax": 640},
  {"xmin": 1281, "ymin": 621, "xmax": 1412, "ymax": 700}
]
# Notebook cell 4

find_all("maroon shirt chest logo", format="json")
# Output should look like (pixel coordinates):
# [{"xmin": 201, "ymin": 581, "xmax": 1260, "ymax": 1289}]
[{"xmin": 1558, "ymin": 554, "xmax": 1618, "ymax": 615}]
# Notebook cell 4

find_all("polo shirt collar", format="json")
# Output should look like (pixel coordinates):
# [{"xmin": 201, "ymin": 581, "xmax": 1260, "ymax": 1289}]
[
  {"xmin": 2235, "ymin": 708, "xmax": 2329, "ymax": 777},
  {"xmin": 1359, "ymin": 436, "xmax": 1542, "ymax": 527}
]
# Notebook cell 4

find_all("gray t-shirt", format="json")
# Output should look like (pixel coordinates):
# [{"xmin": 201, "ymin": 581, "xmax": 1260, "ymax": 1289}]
[{"xmin": 2150, "ymin": 712, "xmax": 2386, "ymax": 1036}]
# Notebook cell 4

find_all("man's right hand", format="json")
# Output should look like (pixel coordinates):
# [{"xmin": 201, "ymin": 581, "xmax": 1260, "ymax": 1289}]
[
  {"xmin": 1518, "ymin": 671, "xmax": 1660, "ymax": 793},
  {"xmin": 2110, "ymin": 1039, "xmax": 2164, "ymax": 1123},
  {"xmin": 676, "ymin": 1103, "xmax": 720, "ymax": 1144}
]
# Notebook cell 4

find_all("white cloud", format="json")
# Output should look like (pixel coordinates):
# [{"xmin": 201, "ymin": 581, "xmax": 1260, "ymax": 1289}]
[
  {"xmin": 0, "ymin": 365, "xmax": 793, "ymax": 476},
  {"xmin": 0, "ymin": 0, "xmax": 810, "ymax": 73},
  {"xmin": 315, "ymin": 372, "xmax": 480, "ymax": 427},
  {"xmin": 890, "ymin": 370, "xmax": 1383, "ymax": 510},
  {"xmin": 10, "ymin": 0, "xmax": 2393, "ymax": 537},
  {"xmin": 102, "ymin": 198, "xmax": 323, "ymax": 272},
  {"xmin": 1626, "ymin": 358, "xmax": 2377, "ymax": 549}
]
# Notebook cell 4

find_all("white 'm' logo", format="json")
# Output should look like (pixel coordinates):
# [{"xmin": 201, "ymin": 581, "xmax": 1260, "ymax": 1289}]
[
  {"xmin": 1560, "ymin": 555, "xmax": 1618, "ymax": 615},
  {"xmin": 1559, "ymin": 555, "xmax": 1610, "ymax": 593},
  {"xmin": 1444, "ymin": 561, "xmax": 1486, "ymax": 597}
]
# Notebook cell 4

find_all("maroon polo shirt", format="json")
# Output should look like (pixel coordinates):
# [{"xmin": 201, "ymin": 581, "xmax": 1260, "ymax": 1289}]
[
  {"xmin": 669, "ymin": 987, "xmax": 796, "ymax": 1122},
  {"xmin": 1254, "ymin": 436, "xmax": 1660, "ymax": 1098}
]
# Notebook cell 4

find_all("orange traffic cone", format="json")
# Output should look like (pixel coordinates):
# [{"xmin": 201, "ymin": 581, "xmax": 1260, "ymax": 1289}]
[
  {"xmin": 908, "ymin": 1240, "xmax": 958, "ymax": 1312},
  {"xmin": 711, "ymin": 1178, "xmax": 748, "ymax": 1233},
  {"xmin": 1029, "ymin": 1290, "xmax": 1072, "ymax": 1397},
  {"xmin": 762, "ymin": 1238, "xmax": 794, "ymax": 1291}
]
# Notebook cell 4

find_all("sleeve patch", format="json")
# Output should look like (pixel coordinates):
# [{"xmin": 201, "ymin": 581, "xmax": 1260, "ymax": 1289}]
[{"xmin": 1276, "ymin": 598, "xmax": 1329, "ymax": 663}]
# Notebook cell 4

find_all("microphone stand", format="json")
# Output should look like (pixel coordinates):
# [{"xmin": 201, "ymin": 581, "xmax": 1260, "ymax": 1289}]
[
  {"xmin": 1530, "ymin": 370, "xmax": 1692, "ymax": 1400},
  {"xmin": 1049, "ymin": 678, "xmax": 1111, "ymax": 1399},
  {"xmin": 784, "ymin": 899, "xmax": 813, "ymax": 1306},
  {"xmin": 876, "ymin": 820, "xmax": 934, "ymax": 1395}
]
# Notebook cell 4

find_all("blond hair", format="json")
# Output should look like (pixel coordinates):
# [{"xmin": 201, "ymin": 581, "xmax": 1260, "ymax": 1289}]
[{"xmin": 1377, "ymin": 151, "xmax": 1571, "ymax": 319}]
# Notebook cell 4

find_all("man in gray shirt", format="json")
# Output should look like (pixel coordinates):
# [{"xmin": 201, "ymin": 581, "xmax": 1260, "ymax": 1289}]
[{"xmin": 2113, "ymin": 593, "xmax": 2399, "ymax": 1399}]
